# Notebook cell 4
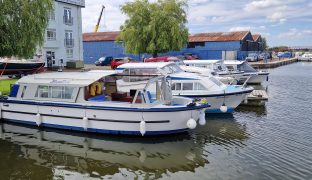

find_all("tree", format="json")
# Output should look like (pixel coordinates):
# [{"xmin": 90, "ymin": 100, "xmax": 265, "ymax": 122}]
[
  {"xmin": 261, "ymin": 37, "xmax": 268, "ymax": 51},
  {"xmin": 0, "ymin": 0, "xmax": 53, "ymax": 58},
  {"xmin": 118, "ymin": 0, "xmax": 189, "ymax": 57}
]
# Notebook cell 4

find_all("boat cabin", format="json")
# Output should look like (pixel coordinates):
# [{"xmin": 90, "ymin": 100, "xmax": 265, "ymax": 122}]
[
  {"xmin": 9, "ymin": 71, "xmax": 172, "ymax": 106},
  {"xmin": 116, "ymin": 62, "xmax": 226, "ymax": 96},
  {"xmin": 223, "ymin": 60, "xmax": 257, "ymax": 73}
]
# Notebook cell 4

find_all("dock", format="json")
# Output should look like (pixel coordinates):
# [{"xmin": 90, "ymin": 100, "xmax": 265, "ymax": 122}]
[
  {"xmin": 241, "ymin": 90, "xmax": 268, "ymax": 106},
  {"xmin": 250, "ymin": 58, "xmax": 298, "ymax": 69}
]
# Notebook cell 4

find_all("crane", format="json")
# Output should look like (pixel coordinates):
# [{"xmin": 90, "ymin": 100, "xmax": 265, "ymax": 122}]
[{"xmin": 94, "ymin": 5, "xmax": 105, "ymax": 32}]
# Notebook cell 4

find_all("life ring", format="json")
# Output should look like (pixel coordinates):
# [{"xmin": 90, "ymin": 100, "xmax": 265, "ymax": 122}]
[{"xmin": 90, "ymin": 81, "xmax": 102, "ymax": 96}]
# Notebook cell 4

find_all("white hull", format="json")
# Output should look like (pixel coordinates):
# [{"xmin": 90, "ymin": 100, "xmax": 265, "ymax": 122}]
[
  {"xmin": 0, "ymin": 101, "xmax": 203, "ymax": 135},
  {"xmin": 245, "ymin": 73, "xmax": 269, "ymax": 84}
]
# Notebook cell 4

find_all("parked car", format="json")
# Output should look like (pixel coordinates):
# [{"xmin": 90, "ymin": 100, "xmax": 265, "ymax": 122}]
[
  {"xmin": 277, "ymin": 52, "xmax": 292, "ymax": 58},
  {"xmin": 110, "ymin": 57, "xmax": 137, "ymax": 69},
  {"xmin": 245, "ymin": 53, "xmax": 259, "ymax": 62},
  {"xmin": 144, "ymin": 56, "xmax": 179, "ymax": 62},
  {"xmin": 184, "ymin": 53, "xmax": 199, "ymax": 60},
  {"xmin": 95, "ymin": 56, "xmax": 113, "ymax": 66}
]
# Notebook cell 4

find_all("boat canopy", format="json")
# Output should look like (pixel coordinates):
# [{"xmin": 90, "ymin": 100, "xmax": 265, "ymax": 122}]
[
  {"xmin": 223, "ymin": 60, "xmax": 245, "ymax": 65},
  {"xmin": 116, "ymin": 62, "xmax": 174, "ymax": 70},
  {"xmin": 183, "ymin": 60, "xmax": 221, "ymax": 65},
  {"xmin": 17, "ymin": 71, "xmax": 117, "ymax": 86}
]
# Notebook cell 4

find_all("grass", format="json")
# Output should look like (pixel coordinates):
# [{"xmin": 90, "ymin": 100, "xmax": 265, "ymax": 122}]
[{"xmin": 0, "ymin": 79, "xmax": 18, "ymax": 95}]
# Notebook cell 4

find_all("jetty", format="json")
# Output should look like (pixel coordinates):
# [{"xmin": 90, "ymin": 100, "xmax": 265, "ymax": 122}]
[{"xmin": 249, "ymin": 58, "xmax": 298, "ymax": 69}]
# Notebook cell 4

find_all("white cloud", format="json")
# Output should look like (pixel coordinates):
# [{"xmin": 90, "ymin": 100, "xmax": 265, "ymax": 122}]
[
  {"xmin": 244, "ymin": 0, "xmax": 282, "ymax": 12},
  {"xmin": 278, "ymin": 28, "xmax": 312, "ymax": 39},
  {"xmin": 229, "ymin": 26, "xmax": 251, "ymax": 32}
]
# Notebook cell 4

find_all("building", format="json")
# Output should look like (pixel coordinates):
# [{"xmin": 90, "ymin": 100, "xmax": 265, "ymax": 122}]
[
  {"xmin": 37, "ymin": 0, "xmax": 85, "ymax": 69},
  {"xmin": 83, "ymin": 31, "xmax": 264, "ymax": 63}
]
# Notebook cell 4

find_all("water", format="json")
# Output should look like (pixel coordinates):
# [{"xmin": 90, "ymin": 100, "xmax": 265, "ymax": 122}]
[{"xmin": 0, "ymin": 62, "xmax": 312, "ymax": 180}]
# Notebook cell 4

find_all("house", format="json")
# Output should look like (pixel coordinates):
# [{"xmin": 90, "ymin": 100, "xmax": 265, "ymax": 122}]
[
  {"xmin": 37, "ymin": 0, "xmax": 85, "ymax": 69},
  {"xmin": 83, "ymin": 31, "xmax": 264, "ymax": 63}
]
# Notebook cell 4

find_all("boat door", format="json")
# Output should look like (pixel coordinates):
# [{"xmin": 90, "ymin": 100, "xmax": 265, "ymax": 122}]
[{"xmin": 46, "ymin": 51, "xmax": 55, "ymax": 70}]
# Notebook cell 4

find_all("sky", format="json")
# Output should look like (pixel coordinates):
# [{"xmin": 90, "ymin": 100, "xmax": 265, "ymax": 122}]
[{"xmin": 81, "ymin": 0, "xmax": 312, "ymax": 47}]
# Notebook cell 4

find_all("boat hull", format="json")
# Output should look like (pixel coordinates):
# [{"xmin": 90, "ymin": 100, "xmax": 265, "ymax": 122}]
[
  {"xmin": 183, "ymin": 88, "xmax": 252, "ymax": 113},
  {"xmin": 0, "ymin": 100, "xmax": 206, "ymax": 135},
  {"xmin": 0, "ymin": 61, "xmax": 45, "ymax": 75},
  {"xmin": 245, "ymin": 72, "xmax": 269, "ymax": 84}
]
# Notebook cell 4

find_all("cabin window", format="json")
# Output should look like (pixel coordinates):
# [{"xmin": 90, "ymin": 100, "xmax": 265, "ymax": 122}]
[
  {"xmin": 182, "ymin": 83, "xmax": 193, "ymax": 90},
  {"xmin": 194, "ymin": 83, "xmax": 206, "ymax": 90},
  {"xmin": 209, "ymin": 77, "xmax": 223, "ymax": 87},
  {"xmin": 37, "ymin": 85, "xmax": 74, "ymax": 99},
  {"xmin": 172, "ymin": 83, "xmax": 182, "ymax": 90}
]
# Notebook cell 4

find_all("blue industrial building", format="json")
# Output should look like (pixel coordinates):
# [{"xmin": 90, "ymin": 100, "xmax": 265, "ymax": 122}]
[{"xmin": 83, "ymin": 31, "xmax": 264, "ymax": 64}]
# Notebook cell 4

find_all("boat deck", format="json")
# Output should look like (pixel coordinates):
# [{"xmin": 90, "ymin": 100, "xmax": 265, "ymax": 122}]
[{"xmin": 247, "ymin": 90, "xmax": 268, "ymax": 101}]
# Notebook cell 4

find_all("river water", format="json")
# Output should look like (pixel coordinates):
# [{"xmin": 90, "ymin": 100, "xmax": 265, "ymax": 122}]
[{"xmin": 0, "ymin": 62, "xmax": 311, "ymax": 180}]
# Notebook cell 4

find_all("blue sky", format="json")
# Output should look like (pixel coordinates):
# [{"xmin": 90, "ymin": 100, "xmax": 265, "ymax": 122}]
[{"xmin": 81, "ymin": 0, "xmax": 312, "ymax": 47}]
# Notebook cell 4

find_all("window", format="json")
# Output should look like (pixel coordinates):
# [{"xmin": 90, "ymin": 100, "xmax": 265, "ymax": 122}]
[
  {"xmin": 37, "ymin": 86, "xmax": 74, "ymax": 99},
  {"xmin": 65, "ymin": 31, "xmax": 74, "ymax": 47},
  {"xmin": 63, "ymin": 8, "xmax": 73, "ymax": 25},
  {"xmin": 48, "ymin": 9, "xmax": 55, "ymax": 20},
  {"xmin": 182, "ymin": 83, "xmax": 193, "ymax": 90},
  {"xmin": 194, "ymin": 83, "xmax": 206, "ymax": 90},
  {"xmin": 66, "ymin": 48, "xmax": 73, "ymax": 58},
  {"xmin": 47, "ymin": 29, "xmax": 56, "ymax": 41},
  {"xmin": 172, "ymin": 83, "xmax": 182, "ymax": 90}
]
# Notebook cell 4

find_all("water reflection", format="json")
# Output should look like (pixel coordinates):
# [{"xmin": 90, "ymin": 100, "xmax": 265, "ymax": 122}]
[{"xmin": 0, "ymin": 117, "xmax": 249, "ymax": 179}]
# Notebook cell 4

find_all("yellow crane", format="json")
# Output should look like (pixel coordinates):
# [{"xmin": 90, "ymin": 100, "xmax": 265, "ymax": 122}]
[{"xmin": 94, "ymin": 5, "xmax": 105, "ymax": 32}]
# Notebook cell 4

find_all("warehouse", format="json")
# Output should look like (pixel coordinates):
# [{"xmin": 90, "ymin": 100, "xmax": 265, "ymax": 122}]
[{"xmin": 83, "ymin": 31, "xmax": 264, "ymax": 64}]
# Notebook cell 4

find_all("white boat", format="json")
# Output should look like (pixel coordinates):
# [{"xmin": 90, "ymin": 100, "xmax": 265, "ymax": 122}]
[
  {"xmin": 298, "ymin": 53, "xmax": 312, "ymax": 61},
  {"xmin": 0, "ymin": 71, "xmax": 209, "ymax": 136},
  {"xmin": 115, "ymin": 62, "xmax": 254, "ymax": 113},
  {"xmin": 223, "ymin": 60, "xmax": 269, "ymax": 84},
  {"xmin": 183, "ymin": 60, "xmax": 246, "ymax": 84}
]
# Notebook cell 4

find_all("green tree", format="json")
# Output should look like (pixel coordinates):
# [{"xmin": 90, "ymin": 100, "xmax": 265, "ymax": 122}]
[
  {"xmin": 261, "ymin": 37, "xmax": 268, "ymax": 51},
  {"xmin": 118, "ymin": 0, "xmax": 189, "ymax": 57},
  {"xmin": 0, "ymin": 0, "xmax": 53, "ymax": 58}
]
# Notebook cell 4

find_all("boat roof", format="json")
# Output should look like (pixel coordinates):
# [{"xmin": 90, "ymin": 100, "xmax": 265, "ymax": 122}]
[
  {"xmin": 17, "ymin": 71, "xmax": 116, "ymax": 86},
  {"xmin": 223, "ymin": 60, "xmax": 245, "ymax": 65},
  {"xmin": 116, "ymin": 62, "xmax": 174, "ymax": 69},
  {"xmin": 183, "ymin": 60, "xmax": 221, "ymax": 64}
]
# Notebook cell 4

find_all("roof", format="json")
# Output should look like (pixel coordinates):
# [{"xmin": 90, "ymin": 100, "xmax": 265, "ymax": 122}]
[
  {"xmin": 188, "ymin": 31, "xmax": 250, "ymax": 42},
  {"xmin": 17, "ymin": 71, "xmax": 117, "ymax": 86},
  {"xmin": 252, "ymin": 34, "xmax": 261, "ymax": 41},
  {"xmin": 83, "ymin": 31, "xmax": 252, "ymax": 43},
  {"xmin": 83, "ymin": 31, "xmax": 120, "ymax": 42},
  {"xmin": 116, "ymin": 62, "xmax": 174, "ymax": 69},
  {"xmin": 183, "ymin": 60, "xmax": 221, "ymax": 65}
]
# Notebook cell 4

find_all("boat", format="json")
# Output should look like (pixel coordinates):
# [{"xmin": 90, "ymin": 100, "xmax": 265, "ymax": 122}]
[
  {"xmin": 223, "ymin": 60, "xmax": 269, "ymax": 84},
  {"xmin": 183, "ymin": 60, "xmax": 247, "ymax": 84},
  {"xmin": 0, "ymin": 71, "xmax": 209, "ymax": 136},
  {"xmin": 143, "ymin": 57, "xmax": 237, "ymax": 85},
  {"xmin": 0, "ymin": 58, "xmax": 45, "ymax": 77},
  {"xmin": 298, "ymin": 53, "xmax": 312, "ymax": 61},
  {"xmin": 115, "ymin": 62, "xmax": 254, "ymax": 113}
]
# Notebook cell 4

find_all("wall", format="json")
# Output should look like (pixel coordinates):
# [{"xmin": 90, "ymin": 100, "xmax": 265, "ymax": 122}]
[{"xmin": 83, "ymin": 40, "xmax": 254, "ymax": 63}]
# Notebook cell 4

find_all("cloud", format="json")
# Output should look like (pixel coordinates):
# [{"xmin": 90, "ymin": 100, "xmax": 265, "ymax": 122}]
[
  {"xmin": 229, "ymin": 26, "xmax": 251, "ymax": 32},
  {"xmin": 244, "ymin": 0, "xmax": 282, "ymax": 12},
  {"xmin": 278, "ymin": 28, "xmax": 312, "ymax": 39}
]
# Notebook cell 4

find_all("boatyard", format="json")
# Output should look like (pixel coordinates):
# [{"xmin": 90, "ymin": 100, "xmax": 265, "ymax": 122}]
[{"xmin": 1, "ymin": 0, "xmax": 312, "ymax": 179}]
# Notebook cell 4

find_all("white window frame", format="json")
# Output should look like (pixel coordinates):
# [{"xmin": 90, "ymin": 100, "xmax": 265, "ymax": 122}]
[
  {"xmin": 66, "ymin": 48, "xmax": 73, "ymax": 58},
  {"xmin": 47, "ymin": 29, "xmax": 56, "ymax": 41}
]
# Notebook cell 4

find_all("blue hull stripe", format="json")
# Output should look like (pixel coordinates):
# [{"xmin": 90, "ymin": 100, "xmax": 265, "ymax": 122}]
[
  {"xmin": 2, "ymin": 118, "xmax": 188, "ymax": 136},
  {"xmin": 0, "ymin": 99, "xmax": 210, "ymax": 112},
  {"xmin": 205, "ymin": 108, "xmax": 235, "ymax": 113},
  {"xmin": 182, "ymin": 89, "xmax": 253, "ymax": 98}
]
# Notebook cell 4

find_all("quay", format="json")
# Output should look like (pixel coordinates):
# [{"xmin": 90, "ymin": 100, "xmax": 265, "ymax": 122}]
[{"xmin": 249, "ymin": 58, "xmax": 298, "ymax": 69}]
